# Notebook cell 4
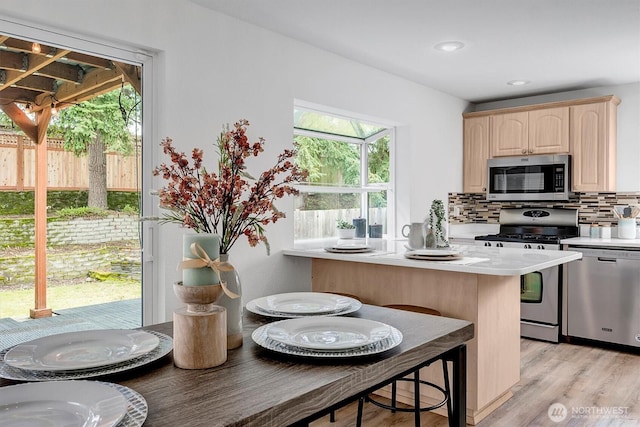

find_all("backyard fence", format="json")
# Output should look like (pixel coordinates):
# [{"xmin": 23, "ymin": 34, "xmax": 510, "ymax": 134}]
[
  {"xmin": 293, "ymin": 208, "xmax": 387, "ymax": 239},
  {"xmin": 0, "ymin": 132, "xmax": 140, "ymax": 191}
]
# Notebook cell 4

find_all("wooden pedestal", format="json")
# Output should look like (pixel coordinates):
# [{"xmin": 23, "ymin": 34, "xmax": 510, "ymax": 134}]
[{"xmin": 173, "ymin": 305, "xmax": 227, "ymax": 369}]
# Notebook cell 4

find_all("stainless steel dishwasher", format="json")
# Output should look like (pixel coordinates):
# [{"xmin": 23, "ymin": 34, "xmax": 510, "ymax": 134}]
[{"xmin": 566, "ymin": 246, "xmax": 640, "ymax": 347}]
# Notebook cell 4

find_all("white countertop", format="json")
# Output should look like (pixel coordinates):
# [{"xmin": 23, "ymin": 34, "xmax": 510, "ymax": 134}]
[
  {"xmin": 284, "ymin": 239, "xmax": 582, "ymax": 276},
  {"xmin": 561, "ymin": 236, "xmax": 640, "ymax": 249}
]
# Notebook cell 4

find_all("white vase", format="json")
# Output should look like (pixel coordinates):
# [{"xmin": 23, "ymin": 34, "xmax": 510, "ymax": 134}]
[{"xmin": 215, "ymin": 253, "xmax": 243, "ymax": 349}]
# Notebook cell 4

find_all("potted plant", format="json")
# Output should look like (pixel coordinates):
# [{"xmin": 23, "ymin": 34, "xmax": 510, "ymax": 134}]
[
  {"xmin": 336, "ymin": 219, "xmax": 356, "ymax": 239},
  {"xmin": 427, "ymin": 199, "xmax": 449, "ymax": 248}
]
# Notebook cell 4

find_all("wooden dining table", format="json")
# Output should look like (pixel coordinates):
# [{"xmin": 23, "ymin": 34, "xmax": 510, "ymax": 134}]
[{"xmin": 0, "ymin": 304, "xmax": 473, "ymax": 427}]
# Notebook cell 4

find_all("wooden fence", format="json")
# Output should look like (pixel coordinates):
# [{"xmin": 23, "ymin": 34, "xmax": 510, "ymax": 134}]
[
  {"xmin": 293, "ymin": 208, "xmax": 387, "ymax": 239},
  {"xmin": 0, "ymin": 132, "xmax": 140, "ymax": 191}
]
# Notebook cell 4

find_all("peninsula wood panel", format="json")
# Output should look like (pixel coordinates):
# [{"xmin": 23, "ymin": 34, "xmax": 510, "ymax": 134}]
[{"xmin": 311, "ymin": 259, "xmax": 520, "ymax": 425}]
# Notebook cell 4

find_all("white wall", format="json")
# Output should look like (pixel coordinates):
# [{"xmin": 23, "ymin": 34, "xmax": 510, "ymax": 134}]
[
  {"xmin": 0, "ymin": 0, "xmax": 467, "ymax": 322},
  {"xmin": 475, "ymin": 83, "xmax": 640, "ymax": 191}
]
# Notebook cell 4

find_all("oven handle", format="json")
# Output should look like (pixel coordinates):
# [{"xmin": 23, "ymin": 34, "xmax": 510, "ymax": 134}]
[{"xmin": 521, "ymin": 320, "xmax": 556, "ymax": 329}]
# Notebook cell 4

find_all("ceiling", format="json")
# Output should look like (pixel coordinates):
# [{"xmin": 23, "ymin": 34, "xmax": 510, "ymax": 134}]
[
  {"xmin": 0, "ymin": 34, "xmax": 140, "ymax": 113},
  {"xmin": 191, "ymin": 0, "xmax": 640, "ymax": 103}
]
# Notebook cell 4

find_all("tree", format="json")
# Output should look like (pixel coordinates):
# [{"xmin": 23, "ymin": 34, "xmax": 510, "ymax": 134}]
[{"xmin": 48, "ymin": 87, "xmax": 139, "ymax": 209}]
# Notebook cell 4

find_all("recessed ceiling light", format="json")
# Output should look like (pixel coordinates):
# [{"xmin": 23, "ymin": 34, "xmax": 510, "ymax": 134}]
[
  {"xmin": 507, "ymin": 80, "xmax": 531, "ymax": 86},
  {"xmin": 434, "ymin": 41, "xmax": 465, "ymax": 52}
]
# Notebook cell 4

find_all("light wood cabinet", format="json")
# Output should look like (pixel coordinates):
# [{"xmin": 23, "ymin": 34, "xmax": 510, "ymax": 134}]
[
  {"xmin": 463, "ymin": 116, "xmax": 490, "ymax": 193},
  {"xmin": 570, "ymin": 99, "xmax": 619, "ymax": 191},
  {"xmin": 490, "ymin": 107, "xmax": 569, "ymax": 157},
  {"xmin": 490, "ymin": 111, "xmax": 528, "ymax": 157},
  {"xmin": 528, "ymin": 106, "xmax": 569, "ymax": 154},
  {"xmin": 463, "ymin": 95, "xmax": 619, "ymax": 193}
]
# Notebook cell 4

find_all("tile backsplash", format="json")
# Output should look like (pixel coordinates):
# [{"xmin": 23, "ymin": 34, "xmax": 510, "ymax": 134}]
[{"xmin": 448, "ymin": 192, "xmax": 640, "ymax": 226}]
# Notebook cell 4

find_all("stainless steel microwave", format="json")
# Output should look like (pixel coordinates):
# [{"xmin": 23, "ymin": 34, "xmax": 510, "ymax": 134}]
[{"xmin": 486, "ymin": 154, "xmax": 571, "ymax": 201}]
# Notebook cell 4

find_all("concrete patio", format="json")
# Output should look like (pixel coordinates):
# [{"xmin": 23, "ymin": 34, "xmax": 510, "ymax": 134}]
[{"xmin": 0, "ymin": 299, "xmax": 142, "ymax": 350}]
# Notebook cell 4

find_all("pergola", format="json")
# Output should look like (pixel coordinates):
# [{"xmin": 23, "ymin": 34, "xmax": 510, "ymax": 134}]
[{"xmin": 0, "ymin": 34, "xmax": 141, "ymax": 318}]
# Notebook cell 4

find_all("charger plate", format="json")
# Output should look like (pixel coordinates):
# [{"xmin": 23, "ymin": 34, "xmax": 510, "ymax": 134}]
[
  {"xmin": 252, "ymin": 292, "xmax": 357, "ymax": 315},
  {"xmin": 252, "ymin": 317, "xmax": 402, "ymax": 358},
  {"xmin": 5, "ymin": 329, "xmax": 160, "ymax": 372},
  {"xmin": 0, "ymin": 331, "xmax": 172, "ymax": 382}
]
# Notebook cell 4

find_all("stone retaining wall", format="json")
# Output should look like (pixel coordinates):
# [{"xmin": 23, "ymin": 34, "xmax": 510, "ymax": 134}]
[
  {"xmin": 0, "ymin": 214, "xmax": 138, "ymax": 248},
  {"xmin": 0, "ymin": 214, "xmax": 141, "ymax": 285}
]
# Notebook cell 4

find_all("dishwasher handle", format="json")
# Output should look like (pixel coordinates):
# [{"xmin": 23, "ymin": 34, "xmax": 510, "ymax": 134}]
[{"xmin": 597, "ymin": 257, "xmax": 617, "ymax": 263}]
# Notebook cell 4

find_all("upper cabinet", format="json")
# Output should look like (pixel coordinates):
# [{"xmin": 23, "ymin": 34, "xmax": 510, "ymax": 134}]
[
  {"xmin": 570, "ymin": 99, "xmax": 619, "ymax": 192},
  {"xmin": 491, "ymin": 107, "xmax": 569, "ymax": 157},
  {"xmin": 463, "ymin": 95, "xmax": 619, "ymax": 193},
  {"xmin": 463, "ymin": 116, "xmax": 490, "ymax": 193}
]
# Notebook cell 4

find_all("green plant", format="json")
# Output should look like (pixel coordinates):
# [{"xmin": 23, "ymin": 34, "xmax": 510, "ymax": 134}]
[
  {"xmin": 336, "ymin": 219, "xmax": 356, "ymax": 229},
  {"xmin": 56, "ymin": 206, "xmax": 109, "ymax": 219},
  {"xmin": 428, "ymin": 199, "xmax": 449, "ymax": 247},
  {"xmin": 121, "ymin": 204, "xmax": 139, "ymax": 214}
]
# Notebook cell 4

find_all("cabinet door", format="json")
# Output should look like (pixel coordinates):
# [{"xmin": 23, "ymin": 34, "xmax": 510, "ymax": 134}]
[
  {"xmin": 570, "ymin": 102, "xmax": 616, "ymax": 191},
  {"xmin": 528, "ymin": 107, "xmax": 569, "ymax": 154},
  {"xmin": 463, "ymin": 116, "xmax": 490, "ymax": 193},
  {"xmin": 490, "ymin": 111, "xmax": 528, "ymax": 157}
]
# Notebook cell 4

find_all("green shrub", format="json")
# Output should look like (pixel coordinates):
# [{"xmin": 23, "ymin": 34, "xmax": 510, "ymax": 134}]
[
  {"xmin": 121, "ymin": 204, "xmax": 139, "ymax": 214},
  {"xmin": 56, "ymin": 207, "xmax": 110, "ymax": 219}
]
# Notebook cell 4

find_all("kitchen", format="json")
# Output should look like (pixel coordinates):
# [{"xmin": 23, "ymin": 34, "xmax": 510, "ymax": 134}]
[{"xmin": 0, "ymin": 1, "xmax": 639, "ymax": 426}]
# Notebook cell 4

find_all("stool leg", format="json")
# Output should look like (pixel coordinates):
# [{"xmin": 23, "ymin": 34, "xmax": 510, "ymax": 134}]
[
  {"xmin": 329, "ymin": 410, "xmax": 335, "ymax": 423},
  {"xmin": 391, "ymin": 381, "xmax": 397, "ymax": 413},
  {"xmin": 443, "ymin": 359, "xmax": 454, "ymax": 424},
  {"xmin": 414, "ymin": 370, "xmax": 421, "ymax": 427},
  {"xmin": 356, "ymin": 396, "xmax": 365, "ymax": 427}
]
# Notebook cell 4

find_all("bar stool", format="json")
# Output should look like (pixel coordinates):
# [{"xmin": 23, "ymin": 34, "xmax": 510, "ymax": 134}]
[{"xmin": 356, "ymin": 304, "xmax": 453, "ymax": 427}]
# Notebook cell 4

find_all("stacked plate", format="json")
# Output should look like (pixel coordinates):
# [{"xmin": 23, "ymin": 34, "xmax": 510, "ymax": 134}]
[
  {"xmin": 0, "ymin": 380, "xmax": 147, "ymax": 427},
  {"xmin": 0, "ymin": 329, "xmax": 173, "ymax": 425},
  {"xmin": 324, "ymin": 243, "xmax": 373, "ymax": 254},
  {"xmin": 252, "ymin": 316, "xmax": 403, "ymax": 358},
  {"xmin": 246, "ymin": 292, "xmax": 362, "ymax": 318},
  {"xmin": 404, "ymin": 248, "xmax": 463, "ymax": 261}
]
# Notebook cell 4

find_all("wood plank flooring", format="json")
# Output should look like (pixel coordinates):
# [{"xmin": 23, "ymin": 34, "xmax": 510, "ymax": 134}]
[{"xmin": 310, "ymin": 338, "xmax": 640, "ymax": 427}]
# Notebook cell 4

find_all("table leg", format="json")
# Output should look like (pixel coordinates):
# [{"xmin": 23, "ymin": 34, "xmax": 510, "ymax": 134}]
[{"xmin": 448, "ymin": 343, "xmax": 467, "ymax": 427}]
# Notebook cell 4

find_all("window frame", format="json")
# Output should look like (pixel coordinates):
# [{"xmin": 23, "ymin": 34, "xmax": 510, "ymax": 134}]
[{"xmin": 293, "ymin": 106, "xmax": 395, "ymax": 240}]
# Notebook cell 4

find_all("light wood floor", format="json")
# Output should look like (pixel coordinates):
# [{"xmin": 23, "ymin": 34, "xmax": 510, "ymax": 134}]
[{"xmin": 310, "ymin": 339, "xmax": 640, "ymax": 427}]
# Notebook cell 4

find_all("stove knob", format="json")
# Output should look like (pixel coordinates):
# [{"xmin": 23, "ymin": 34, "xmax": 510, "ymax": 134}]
[
  {"xmin": 537, "ymin": 245, "xmax": 544, "ymax": 250},
  {"xmin": 524, "ymin": 244, "xmax": 531, "ymax": 249},
  {"xmin": 484, "ymin": 242, "xmax": 491, "ymax": 247},
  {"xmin": 497, "ymin": 242, "xmax": 503, "ymax": 248}
]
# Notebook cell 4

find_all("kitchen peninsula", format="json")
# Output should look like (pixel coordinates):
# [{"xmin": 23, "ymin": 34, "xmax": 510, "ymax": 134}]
[{"xmin": 284, "ymin": 242, "xmax": 582, "ymax": 424}]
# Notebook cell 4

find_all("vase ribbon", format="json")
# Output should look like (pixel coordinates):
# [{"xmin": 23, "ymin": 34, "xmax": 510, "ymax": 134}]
[{"xmin": 178, "ymin": 242, "xmax": 240, "ymax": 299}]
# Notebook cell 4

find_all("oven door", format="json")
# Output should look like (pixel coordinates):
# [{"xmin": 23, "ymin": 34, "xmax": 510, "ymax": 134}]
[{"xmin": 521, "ymin": 265, "xmax": 560, "ymax": 342}]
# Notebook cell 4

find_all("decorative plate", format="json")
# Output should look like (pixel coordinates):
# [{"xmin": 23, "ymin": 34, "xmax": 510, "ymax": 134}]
[
  {"xmin": 0, "ymin": 380, "xmax": 128, "ymax": 427},
  {"xmin": 0, "ymin": 331, "xmax": 172, "ymax": 382},
  {"xmin": 5, "ymin": 329, "xmax": 160, "ymax": 372},
  {"xmin": 252, "ymin": 292, "xmax": 357, "ymax": 315}
]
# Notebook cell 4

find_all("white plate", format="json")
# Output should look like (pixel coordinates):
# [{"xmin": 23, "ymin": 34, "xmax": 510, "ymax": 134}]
[
  {"xmin": 253, "ymin": 292, "xmax": 356, "ymax": 315},
  {"xmin": 404, "ymin": 253, "xmax": 464, "ymax": 261},
  {"xmin": 246, "ymin": 296, "xmax": 361, "ymax": 318},
  {"xmin": 0, "ymin": 380, "xmax": 127, "ymax": 427},
  {"xmin": 406, "ymin": 249, "xmax": 461, "ymax": 257},
  {"xmin": 324, "ymin": 247, "xmax": 373, "ymax": 254},
  {"xmin": 252, "ymin": 320, "xmax": 402, "ymax": 358},
  {"xmin": 4, "ymin": 329, "xmax": 160, "ymax": 372},
  {"xmin": 325, "ymin": 244, "xmax": 372, "ymax": 251},
  {"xmin": 263, "ymin": 317, "xmax": 392, "ymax": 350},
  {"xmin": 0, "ymin": 331, "xmax": 172, "ymax": 382}
]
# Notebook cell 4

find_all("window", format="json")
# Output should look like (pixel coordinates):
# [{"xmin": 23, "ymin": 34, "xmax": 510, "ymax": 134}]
[{"xmin": 293, "ymin": 105, "xmax": 394, "ymax": 241}]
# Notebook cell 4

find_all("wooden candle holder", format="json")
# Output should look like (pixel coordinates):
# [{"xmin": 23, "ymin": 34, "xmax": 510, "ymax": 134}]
[{"xmin": 173, "ymin": 282, "xmax": 227, "ymax": 369}]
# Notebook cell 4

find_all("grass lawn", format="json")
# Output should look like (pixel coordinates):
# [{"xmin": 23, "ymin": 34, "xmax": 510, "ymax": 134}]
[{"xmin": 0, "ymin": 279, "xmax": 141, "ymax": 319}]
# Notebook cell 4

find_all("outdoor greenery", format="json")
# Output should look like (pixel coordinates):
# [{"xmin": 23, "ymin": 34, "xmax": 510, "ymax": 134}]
[
  {"xmin": 56, "ymin": 206, "xmax": 110, "ymax": 219},
  {"xmin": 294, "ymin": 134, "xmax": 390, "ymax": 210},
  {"xmin": 0, "ymin": 191, "xmax": 140, "ymax": 215}
]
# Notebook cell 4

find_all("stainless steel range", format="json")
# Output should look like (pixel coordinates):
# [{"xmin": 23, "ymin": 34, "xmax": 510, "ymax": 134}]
[{"xmin": 474, "ymin": 208, "xmax": 579, "ymax": 342}]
